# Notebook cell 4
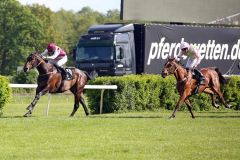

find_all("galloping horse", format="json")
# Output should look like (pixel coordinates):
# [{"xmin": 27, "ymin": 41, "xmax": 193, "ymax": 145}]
[
  {"xmin": 23, "ymin": 52, "xmax": 91, "ymax": 117},
  {"xmin": 161, "ymin": 58, "xmax": 231, "ymax": 119}
]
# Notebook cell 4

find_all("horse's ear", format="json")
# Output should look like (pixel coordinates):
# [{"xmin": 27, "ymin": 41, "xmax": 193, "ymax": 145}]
[
  {"xmin": 34, "ymin": 47, "xmax": 40, "ymax": 54},
  {"xmin": 167, "ymin": 55, "xmax": 171, "ymax": 60}
]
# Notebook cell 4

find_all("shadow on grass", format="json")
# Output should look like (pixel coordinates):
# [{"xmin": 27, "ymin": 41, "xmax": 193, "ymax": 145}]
[
  {"xmin": 90, "ymin": 115, "xmax": 163, "ymax": 119},
  {"xmin": 196, "ymin": 115, "xmax": 240, "ymax": 118},
  {"xmin": 0, "ymin": 115, "xmax": 36, "ymax": 119}
]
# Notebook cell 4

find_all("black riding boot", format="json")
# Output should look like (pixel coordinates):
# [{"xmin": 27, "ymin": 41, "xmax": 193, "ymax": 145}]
[
  {"xmin": 194, "ymin": 69, "xmax": 205, "ymax": 85},
  {"xmin": 186, "ymin": 68, "xmax": 198, "ymax": 94},
  {"xmin": 56, "ymin": 65, "xmax": 70, "ymax": 80}
]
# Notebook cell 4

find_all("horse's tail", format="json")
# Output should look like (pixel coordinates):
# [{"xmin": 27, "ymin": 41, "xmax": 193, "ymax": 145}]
[
  {"xmin": 84, "ymin": 71, "xmax": 92, "ymax": 81},
  {"xmin": 84, "ymin": 70, "xmax": 98, "ymax": 81},
  {"xmin": 215, "ymin": 68, "xmax": 230, "ymax": 85}
]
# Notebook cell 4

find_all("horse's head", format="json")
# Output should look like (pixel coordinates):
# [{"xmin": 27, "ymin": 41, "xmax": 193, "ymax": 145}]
[
  {"xmin": 23, "ymin": 52, "xmax": 44, "ymax": 72},
  {"xmin": 161, "ymin": 57, "xmax": 179, "ymax": 78}
]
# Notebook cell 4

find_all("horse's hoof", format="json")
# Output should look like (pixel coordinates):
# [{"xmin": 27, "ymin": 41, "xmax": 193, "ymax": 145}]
[
  {"xmin": 169, "ymin": 115, "xmax": 175, "ymax": 119},
  {"xmin": 23, "ymin": 113, "xmax": 30, "ymax": 117},
  {"xmin": 23, "ymin": 111, "xmax": 32, "ymax": 117},
  {"xmin": 225, "ymin": 104, "xmax": 232, "ymax": 109},
  {"xmin": 213, "ymin": 104, "xmax": 220, "ymax": 109}
]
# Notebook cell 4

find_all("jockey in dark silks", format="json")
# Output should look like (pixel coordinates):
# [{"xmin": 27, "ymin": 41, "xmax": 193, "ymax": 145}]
[
  {"xmin": 176, "ymin": 42, "xmax": 205, "ymax": 85},
  {"xmin": 41, "ymin": 43, "xmax": 71, "ymax": 80}
]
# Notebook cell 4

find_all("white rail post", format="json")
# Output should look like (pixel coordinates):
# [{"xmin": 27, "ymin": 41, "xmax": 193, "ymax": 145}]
[
  {"xmin": 100, "ymin": 89, "xmax": 105, "ymax": 114},
  {"xmin": 9, "ymin": 84, "xmax": 118, "ymax": 115},
  {"xmin": 46, "ymin": 93, "xmax": 52, "ymax": 116}
]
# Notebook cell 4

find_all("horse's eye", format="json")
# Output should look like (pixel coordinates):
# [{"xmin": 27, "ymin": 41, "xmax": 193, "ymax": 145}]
[{"xmin": 27, "ymin": 57, "xmax": 32, "ymax": 61}]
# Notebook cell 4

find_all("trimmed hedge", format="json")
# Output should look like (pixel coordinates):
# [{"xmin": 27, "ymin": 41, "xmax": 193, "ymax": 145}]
[
  {"xmin": 86, "ymin": 75, "xmax": 240, "ymax": 114},
  {"xmin": 11, "ymin": 70, "xmax": 38, "ymax": 93},
  {"xmin": 223, "ymin": 76, "xmax": 240, "ymax": 110},
  {"xmin": 0, "ymin": 76, "xmax": 12, "ymax": 116}
]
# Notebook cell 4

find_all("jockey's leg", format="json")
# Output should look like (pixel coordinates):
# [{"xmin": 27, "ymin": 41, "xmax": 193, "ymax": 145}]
[
  {"xmin": 186, "ymin": 68, "xmax": 193, "ymax": 82},
  {"xmin": 194, "ymin": 69, "xmax": 205, "ymax": 85},
  {"xmin": 185, "ymin": 59, "xmax": 194, "ymax": 82},
  {"xmin": 56, "ymin": 56, "xmax": 71, "ymax": 80}
]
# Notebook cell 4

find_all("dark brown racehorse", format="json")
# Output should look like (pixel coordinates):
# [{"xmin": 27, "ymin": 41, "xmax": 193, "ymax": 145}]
[
  {"xmin": 161, "ymin": 58, "xmax": 231, "ymax": 119},
  {"xmin": 23, "ymin": 52, "xmax": 91, "ymax": 117}
]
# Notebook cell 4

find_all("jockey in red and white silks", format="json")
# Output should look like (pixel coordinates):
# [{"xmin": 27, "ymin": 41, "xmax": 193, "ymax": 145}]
[{"xmin": 41, "ymin": 43, "xmax": 67, "ymax": 66}]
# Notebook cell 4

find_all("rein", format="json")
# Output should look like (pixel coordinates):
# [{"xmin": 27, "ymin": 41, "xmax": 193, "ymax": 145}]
[
  {"xmin": 36, "ymin": 59, "xmax": 45, "ymax": 67},
  {"xmin": 38, "ymin": 72, "xmax": 55, "ymax": 77},
  {"xmin": 35, "ymin": 56, "xmax": 55, "ymax": 76}
]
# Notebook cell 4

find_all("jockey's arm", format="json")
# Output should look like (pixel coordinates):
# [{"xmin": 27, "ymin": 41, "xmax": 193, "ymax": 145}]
[
  {"xmin": 175, "ymin": 51, "xmax": 183, "ymax": 61},
  {"xmin": 40, "ymin": 49, "xmax": 48, "ymax": 58},
  {"xmin": 193, "ymin": 49, "xmax": 202, "ymax": 68},
  {"xmin": 45, "ymin": 49, "xmax": 60, "ymax": 59}
]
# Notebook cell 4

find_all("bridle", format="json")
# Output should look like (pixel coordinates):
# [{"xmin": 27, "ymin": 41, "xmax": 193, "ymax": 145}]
[
  {"xmin": 36, "ymin": 59, "xmax": 45, "ymax": 67},
  {"xmin": 166, "ymin": 61, "xmax": 179, "ymax": 74},
  {"xmin": 29, "ymin": 53, "xmax": 55, "ymax": 76}
]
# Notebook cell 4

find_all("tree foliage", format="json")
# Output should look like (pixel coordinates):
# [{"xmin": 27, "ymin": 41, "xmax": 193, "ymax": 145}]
[
  {"xmin": 0, "ymin": 0, "xmax": 44, "ymax": 75},
  {"xmin": 0, "ymin": 0, "xmax": 120, "ymax": 76}
]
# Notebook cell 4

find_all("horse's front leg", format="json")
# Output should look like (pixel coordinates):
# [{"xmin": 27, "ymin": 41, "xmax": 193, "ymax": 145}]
[
  {"xmin": 184, "ymin": 98, "xmax": 195, "ymax": 118},
  {"xmin": 24, "ymin": 88, "xmax": 48, "ymax": 117},
  {"xmin": 170, "ymin": 89, "xmax": 190, "ymax": 119}
]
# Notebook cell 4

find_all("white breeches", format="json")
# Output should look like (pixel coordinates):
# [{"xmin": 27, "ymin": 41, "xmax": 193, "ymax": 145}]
[
  {"xmin": 48, "ymin": 55, "xmax": 67, "ymax": 66},
  {"xmin": 186, "ymin": 58, "xmax": 198, "ymax": 69}
]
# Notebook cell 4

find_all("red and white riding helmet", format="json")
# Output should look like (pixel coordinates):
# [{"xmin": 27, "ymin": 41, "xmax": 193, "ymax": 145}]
[{"xmin": 47, "ymin": 43, "xmax": 56, "ymax": 52}]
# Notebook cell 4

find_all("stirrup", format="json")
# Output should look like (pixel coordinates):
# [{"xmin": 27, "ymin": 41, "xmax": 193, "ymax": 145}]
[
  {"xmin": 199, "ymin": 80, "xmax": 205, "ymax": 85},
  {"xmin": 64, "ymin": 73, "xmax": 72, "ymax": 80},
  {"xmin": 192, "ymin": 86, "xmax": 199, "ymax": 94},
  {"xmin": 199, "ymin": 77, "xmax": 205, "ymax": 85}
]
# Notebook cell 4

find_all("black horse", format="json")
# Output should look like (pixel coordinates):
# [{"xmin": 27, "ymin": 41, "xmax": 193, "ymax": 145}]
[{"xmin": 23, "ymin": 52, "xmax": 91, "ymax": 117}]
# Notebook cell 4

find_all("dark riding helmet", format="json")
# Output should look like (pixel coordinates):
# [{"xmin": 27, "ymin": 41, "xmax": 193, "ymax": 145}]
[{"xmin": 47, "ymin": 43, "xmax": 56, "ymax": 53}]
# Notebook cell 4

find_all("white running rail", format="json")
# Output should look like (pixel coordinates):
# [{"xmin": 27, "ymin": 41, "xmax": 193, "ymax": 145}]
[{"xmin": 9, "ymin": 84, "xmax": 117, "ymax": 115}]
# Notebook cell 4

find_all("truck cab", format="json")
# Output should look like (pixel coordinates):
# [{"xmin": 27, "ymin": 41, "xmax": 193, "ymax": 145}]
[{"xmin": 74, "ymin": 24, "xmax": 136, "ymax": 76}]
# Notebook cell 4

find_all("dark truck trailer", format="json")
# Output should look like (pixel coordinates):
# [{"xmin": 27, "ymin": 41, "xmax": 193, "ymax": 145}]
[{"xmin": 74, "ymin": 23, "xmax": 240, "ymax": 76}]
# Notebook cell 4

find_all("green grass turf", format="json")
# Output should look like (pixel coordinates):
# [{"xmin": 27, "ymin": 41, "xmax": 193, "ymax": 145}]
[{"xmin": 0, "ymin": 94, "xmax": 239, "ymax": 160}]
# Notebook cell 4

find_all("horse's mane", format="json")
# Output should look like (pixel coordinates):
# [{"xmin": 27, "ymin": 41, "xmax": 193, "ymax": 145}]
[{"xmin": 175, "ymin": 60, "xmax": 184, "ymax": 67}]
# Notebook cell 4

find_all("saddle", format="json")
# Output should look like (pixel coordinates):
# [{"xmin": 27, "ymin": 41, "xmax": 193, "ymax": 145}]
[{"xmin": 53, "ymin": 64, "xmax": 73, "ymax": 80}]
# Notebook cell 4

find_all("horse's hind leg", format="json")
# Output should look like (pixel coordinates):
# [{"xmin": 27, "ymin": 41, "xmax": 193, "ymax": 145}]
[
  {"xmin": 70, "ymin": 94, "xmax": 80, "ymax": 117},
  {"xmin": 79, "ymin": 93, "xmax": 89, "ymax": 116},
  {"xmin": 213, "ymin": 87, "xmax": 231, "ymax": 109},
  {"xmin": 204, "ymin": 88, "xmax": 219, "ymax": 108},
  {"xmin": 184, "ymin": 99, "xmax": 195, "ymax": 118},
  {"xmin": 70, "ymin": 93, "xmax": 89, "ymax": 117}
]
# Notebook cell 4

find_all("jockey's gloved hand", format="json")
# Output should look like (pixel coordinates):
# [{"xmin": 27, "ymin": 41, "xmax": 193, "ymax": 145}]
[
  {"xmin": 39, "ymin": 54, "xmax": 46, "ymax": 59},
  {"xmin": 175, "ymin": 56, "xmax": 181, "ymax": 61}
]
